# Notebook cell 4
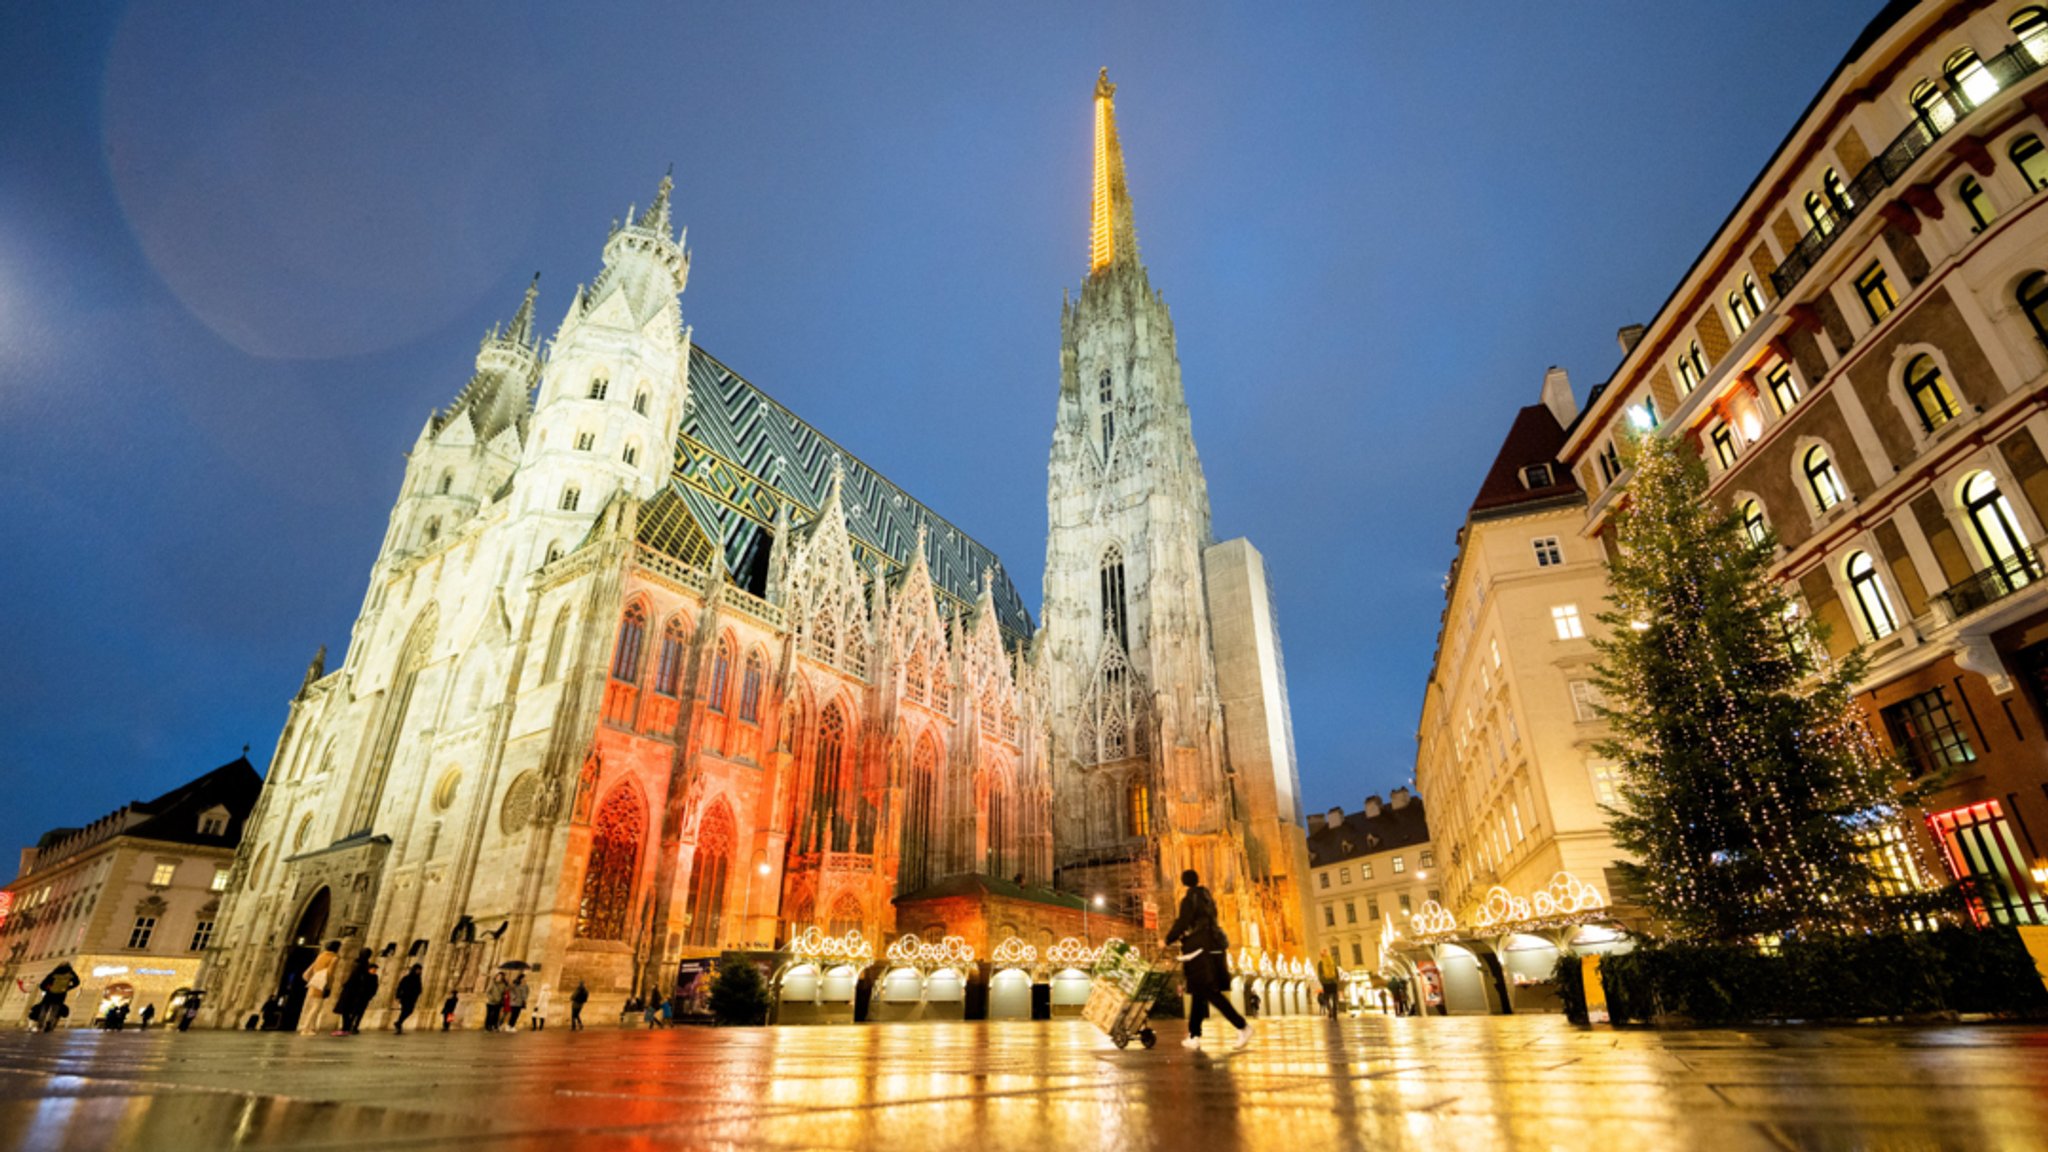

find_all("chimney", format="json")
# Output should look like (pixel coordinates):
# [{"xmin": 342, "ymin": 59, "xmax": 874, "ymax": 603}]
[
  {"xmin": 1364, "ymin": 795, "xmax": 1383, "ymax": 818},
  {"xmin": 1390, "ymin": 787, "xmax": 1412, "ymax": 809},
  {"xmin": 16, "ymin": 847, "xmax": 37, "ymax": 880},
  {"xmin": 1324, "ymin": 807, "xmax": 1345, "ymax": 831},
  {"xmin": 1617, "ymin": 324, "xmax": 1647, "ymax": 355},
  {"xmin": 1541, "ymin": 366, "xmax": 1576, "ymax": 428}
]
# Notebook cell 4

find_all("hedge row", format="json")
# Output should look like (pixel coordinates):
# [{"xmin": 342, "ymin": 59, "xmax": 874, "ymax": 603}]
[{"xmin": 1554, "ymin": 926, "xmax": 2048, "ymax": 1026}]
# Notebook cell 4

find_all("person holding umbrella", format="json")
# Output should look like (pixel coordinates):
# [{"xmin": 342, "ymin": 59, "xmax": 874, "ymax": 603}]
[
  {"xmin": 483, "ymin": 969, "xmax": 510, "ymax": 1032},
  {"xmin": 32, "ymin": 964, "xmax": 79, "ymax": 1033}
]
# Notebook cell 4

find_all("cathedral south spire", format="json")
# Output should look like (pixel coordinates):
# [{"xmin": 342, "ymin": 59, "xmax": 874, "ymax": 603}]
[{"xmin": 1089, "ymin": 68, "xmax": 1139, "ymax": 274}]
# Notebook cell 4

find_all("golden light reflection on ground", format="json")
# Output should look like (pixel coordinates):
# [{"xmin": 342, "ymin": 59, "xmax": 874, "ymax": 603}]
[{"xmin": 1, "ymin": 1015, "xmax": 2046, "ymax": 1150}]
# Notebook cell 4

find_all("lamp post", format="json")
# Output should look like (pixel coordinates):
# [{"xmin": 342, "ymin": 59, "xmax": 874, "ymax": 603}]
[
  {"xmin": 1084, "ymin": 893, "xmax": 1105, "ymax": 943},
  {"xmin": 742, "ymin": 860, "xmax": 772, "ymax": 948}
]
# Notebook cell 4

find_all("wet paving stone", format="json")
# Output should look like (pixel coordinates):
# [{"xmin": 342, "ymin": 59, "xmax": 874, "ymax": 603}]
[{"xmin": 1, "ymin": 1015, "xmax": 2045, "ymax": 1151}]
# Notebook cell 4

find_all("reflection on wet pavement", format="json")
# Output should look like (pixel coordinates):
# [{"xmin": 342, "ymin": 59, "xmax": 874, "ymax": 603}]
[{"xmin": 2, "ymin": 1015, "xmax": 2046, "ymax": 1151}]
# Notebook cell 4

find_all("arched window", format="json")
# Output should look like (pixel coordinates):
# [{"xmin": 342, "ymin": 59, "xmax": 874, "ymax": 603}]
[
  {"xmin": 437, "ymin": 470, "xmax": 454, "ymax": 495},
  {"xmin": 633, "ymin": 390, "xmax": 649, "ymax": 416},
  {"xmin": 1805, "ymin": 191, "xmax": 1836, "ymax": 236},
  {"xmin": 826, "ymin": 893, "xmax": 863, "ymax": 938},
  {"xmin": 904, "ymin": 649, "xmax": 928, "ymax": 704},
  {"xmin": 1100, "ymin": 544, "xmax": 1129, "ymax": 652},
  {"xmin": 622, "ymin": 442, "xmax": 639, "ymax": 467},
  {"xmin": 611, "ymin": 603, "xmax": 647, "ymax": 682},
  {"xmin": 1961, "ymin": 471, "xmax": 2036, "ymax": 588},
  {"xmin": 1823, "ymin": 167, "xmax": 1854, "ymax": 215},
  {"xmin": 708, "ymin": 638, "xmax": 732, "ymax": 712},
  {"xmin": 543, "ymin": 540, "xmax": 564, "ymax": 566},
  {"xmin": 1766, "ymin": 363, "xmax": 1801, "ymax": 413},
  {"xmin": 653, "ymin": 616, "xmax": 688, "ymax": 696},
  {"xmin": 1846, "ymin": 552, "xmax": 1899, "ymax": 640},
  {"xmin": 2019, "ymin": 271, "xmax": 2048, "ymax": 347},
  {"xmin": 1805, "ymin": 446, "xmax": 1845, "ymax": 512},
  {"xmin": 2016, "ymin": 6, "xmax": 2048, "ymax": 63},
  {"xmin": 1097, "ymin": 370, "xmax": 1115, "ymax": 461},
  {"xmin": 1741, "ymin": 499, "xmax": 1769, "ymax": 547},
  {"xmin": 901, "ymin": 738, "xmax": 940, "ymax": 893},
  {"xmin": 588, "ymin": 377, "xmax": 609, "ymax": 401},
  {"xmin": 1676, "ymin": 352, "xmax": 1700, "ymax": 394},
  {"xmin": 684, "ymin": 802, "xmax": 734, "ymax": 948},
  {"xmin": 560, "ymin": 485, "xmax": 581, "ymax": 512},
  {"xmin": 1128, "ymin": 776, "xmax": 1150, "ymax": 838},
  {"xmin": 576, "ymin": 785, "xmax": 645, "ymax": 940},
  {"xmin": 739, "ymin": 649, "xmax": 764, "ymax": 723},
  {"xmin": 985, "ymin": 774, "xmax": 1009, "ymax": 878},
  {"xmin": 1728, "ymin": 288, "xmax": 1755, "ymax": 334},
  {"xmin": 1910, "ymin": 79, "xmax": 1955, "ymax": 132},
  {"xmin": 1945, "ymin": 48, "xmax": 1997, "ymax": 107},
  {"xmin": 1903, "ymin": 354, "xmax": 1962, "ymax": 433},
  {"xmin": 2013, "ymin": 135, "xmax": 2048, "ymax": 192},
  {"xmin": 1959, "ymin": 175, "xmax": 1996, "ymax": 230},
  {"xmin": 1741, "ymin": 274, "xmax": 1764, "ymax": 319},
  {"xmin": 423, "ymin": 517, "xmax": 440, "ymax": 544},
  {"xmin": 804, "ymin": 704, "xmax": 848, "ymax": 853},
  {"xmin": 541, "ymin": 607, "xmax": 570, "ymax": 684}
]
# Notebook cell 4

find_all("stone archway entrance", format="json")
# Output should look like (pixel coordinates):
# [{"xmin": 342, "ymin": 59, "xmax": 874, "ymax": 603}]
[{"xmin": 275, "ymin": 887, "xmax": 330, "ymax": 1030}]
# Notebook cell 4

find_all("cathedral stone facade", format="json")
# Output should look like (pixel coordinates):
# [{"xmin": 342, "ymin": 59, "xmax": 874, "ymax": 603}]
[{"xmin": 201, "ymin": 74, "xmax": 1307, "ymax": 1027}]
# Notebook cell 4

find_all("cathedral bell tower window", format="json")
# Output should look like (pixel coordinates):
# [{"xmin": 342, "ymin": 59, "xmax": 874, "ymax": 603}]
[
  {"xmin": 1100, "ymin": 544, "xmax": 1129, "ymax": 652},
  {"xmin": 560, "ymin": 485, "xmax": 581, "ymax": 512},
  {"xmin": 633, "ymin": 390, "xmax": 649, "ymax": 415},
  {"xmin": 588, "ymin": 377, "xmax": 609, "ymax": 401},
  {"xmin": 1098, "ymin": 371, "xmax": 1116, "ymax": 461}
]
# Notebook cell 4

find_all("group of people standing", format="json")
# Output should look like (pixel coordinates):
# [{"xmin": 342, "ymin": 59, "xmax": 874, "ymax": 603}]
[
  {"xmin": 290, "ymin": 942, "xmax": 589, "ymax": 1034},
  {"xmin": 22, "ymin": 962, "xmax": 203, "ymax": 1034}
]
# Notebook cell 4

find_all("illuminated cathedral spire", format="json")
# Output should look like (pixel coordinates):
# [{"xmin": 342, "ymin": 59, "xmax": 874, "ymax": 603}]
[{"xmin": 1089, "ymin": 68, "xmax": 1140, "ymax": 274}]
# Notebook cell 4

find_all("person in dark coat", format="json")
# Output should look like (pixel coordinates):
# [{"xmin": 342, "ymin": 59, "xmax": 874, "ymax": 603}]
[
  {"xmin": 441, "ymin": 990, "xmax": 460, "ymax": 1031},
  {"xmin": 392, "ymin": 964, "xmax": 424, "ymax": 1034},
  {"xmin": 333, "ymin": 950, "xmax": 378, "ymax": 1035},
  {"xmin": 33, "ymin": 964, "xmax": 79, "ymax": 1033},
  {"xmin": 138, "ymin": 1004, "xmax": 156, "ymax": 1029},
  {"xmin": 570, "ymin": 981, "xmax": 589, "ymax": 1031},
  {"xmin": 1164, "ymin": 868, "xmax": 1252, "ymax": 1051}
]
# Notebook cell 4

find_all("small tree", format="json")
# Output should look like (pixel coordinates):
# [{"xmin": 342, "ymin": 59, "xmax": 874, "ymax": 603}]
[
  {"xmin": 1592, "ymin": 433, "xmax": 1926, "ymax": 943},
  {"xmin": 708, "ymin": 957, "xmax": 771, "ymax": 1026}
]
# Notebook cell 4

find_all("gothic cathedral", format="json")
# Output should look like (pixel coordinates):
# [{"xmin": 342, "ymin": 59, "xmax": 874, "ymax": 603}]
[{"xmin": 201, "ymin": 74, "xmax": 1308, "ymax": 1027}]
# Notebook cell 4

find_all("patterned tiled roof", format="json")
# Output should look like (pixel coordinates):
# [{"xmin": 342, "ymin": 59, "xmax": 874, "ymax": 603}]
[{"xmin": 638, "ymin": 346, "xmax": 1034, "ymax": 640}]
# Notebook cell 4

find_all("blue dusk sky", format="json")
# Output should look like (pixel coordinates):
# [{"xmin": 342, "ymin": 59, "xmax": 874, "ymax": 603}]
[{"xmin": 0, "ymin": 1, "xmax": 1879, "ymax": 858}]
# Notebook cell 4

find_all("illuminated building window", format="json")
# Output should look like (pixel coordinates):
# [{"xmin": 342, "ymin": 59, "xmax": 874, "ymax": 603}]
[
  {"xmin": 1741, "ymin": 499, "xmax": 1769, "ymax": 546},
  {"xmin": 1763, "ymin": 364, "xmax": 1799, "ymax": 414},
  {"xmin": 1882, "ymin": 687, "xmax": 1976, "ymax": 777},
  {"xmin": 1551, "ymin": 604, "xmax": 1585, "ymax": 640},
  {"xmin": 1823, "ymin": 166, "xmax": 1854, "ymax": 215},
  {"xmin": 128, "ymin": 916, "xmax": 156, "ymax": 950},
  {"xmin": 1845, "ymin": 551, "xmax": 1899, "ymax": 639},
  {"xmin": 1927, "ymin": 800, "xmax": 2048, "ymax": 925},
  {"xmin": 2015, "ymin": 135, "xmax": 2048, "ymax": 192},
  {"xmin": 189, "ymin": 920, "xmax": 214, "ymax": 952},
  {"xmin": 2019, "ymin": 272, "xmax": 2048, "ymax": 348},
  {"xmin": 684, "ymin": 802, "xmax": 733, "ymax": 947},
  {"xmin": 1632, "ymin": 397, "xmax": 1659, "ymax": 430},
  {"xmin": 151, "ymin": 863, "xmax": 176, "ymax": 887},
  {"xmin": 1728, "ymin": 287, "xmax": 1755, "ymax": 334},
  {"xmin": 1945, "ymin": 48, "xmax": 1998, "ymax": 107},
  {"xmin": 1127, "ymin": 778, "xmax": 1150, "ymax": 837},
  {"xmin": 1367, "ymin": 897, "xmax": 1381, "ymax": 920},
  {"xmin": 1805, "ymin": 191, "xmax": 1837, "ymax": 237},
  {"xmin": 576, "ymin": 785, "xmax": 646, "ymax": 940},
  {"xmin": 210, "ymin": 867, "xmax": 229, "ymax": 891},
  {"xmin": 740, "ymin": 650, "xmax": 764, "ymax": 723},
  {"xmin": 1910, "ymin": 79, "xmax": 1956, "ymax": 133},
  {"xmin": 1421, "ymin": 850, "xmax": 1434, "ymax": 868},
  {"xmin": 1360, "ymin": 861, "xmax": 1372, "ymax": 880},
  {"xmin": 1392, "ymin": 856, "xmax": 1406, "ymax": 874},
  {"xmin": 902, "ymin": 739, "xmax": 939, "ymax": 892},
  {"xmin": 1739, "ymin": 275, "xmax": 1765, "ymax": 325},
  {"xmin": 1855, "ymin": 262, "xmax": 1898, "ymax": 325},
  {"xmin": 1860, "ymin": 822, "xmax": 1929, "ymax": 902},
  {"xmin": 588, "ymin": 377, "xmax": 608, "ymax": 400},
  {"xmin": 2017, "ymin": 7, "xmax": 2048, "ymax": 64},
  {"xmin": 1960, "ymin": 471, "xmax": 2035, "ymax": 589},
  {"xmin": 559, "ymin": 485, "xmax": 581, "ymax": 512},
  {"xmin": 1804, "ymin": 446, "xmax": 1844, "ymax": 512},
  {"xmin": 1569, "ymin": 679, "xmax": 1602, "ymax": 723},
  {"xmin": 1338, "ymin": 866, "xmax": 1350, "ymax": 884},
  {"xmin": 1902, "ymin": 354, "xmax": 1960, "ymax": 433},
  {"xmin": 653, "ymin": 617, "xmax": 688, "ymax": 697},
  {"xmin": 1958, "ymin": 176, "xmax": 1996, "ymax": 230},
  {"xmin": 1711, "ymin": 423, "xmax": 1738, "ymax": 469},
  {"xmin": 1532, "ymin": 537, "xmax": 1563, "ymax": 567},
  {"xmin": 1676, "ymin": 350, "xmax": 1701, "ymax": 395},
  {"xmin": 803, "ymin": 704, "xmax": 849, "ymax": 853},
  {"xmin": 611, "ymin": 603, "xmax": 646, "ymax": 682}
]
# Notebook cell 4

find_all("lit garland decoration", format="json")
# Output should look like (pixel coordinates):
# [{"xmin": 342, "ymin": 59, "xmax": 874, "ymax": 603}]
[
  {"xmin": 989, "ymin": 936, "xmax": 1038, "ymax": 968},
  {"xmin": 787, "ymin": 926, "xmax": 875, "ymax": 967},
  {"xmin": 884, "ymin": 933, "xmax": 976, "ymax": 970},
  {"xmin": 1468, "ymin": 886, "xmax": 1534, "ymax": 931},
  {"xmin": 1409, "ymin": 900, "xmax": 1458, "ymax": 937},
  {"xmin": 1046, "ymin": 936, "xmax": 1107, "ymax": 970},
  {"xmin": 1530, "ymin": 872, "xmax": 1606, "ymax": 918}
]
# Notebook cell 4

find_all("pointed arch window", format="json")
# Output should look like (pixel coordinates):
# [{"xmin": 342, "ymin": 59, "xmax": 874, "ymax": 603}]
[
  {"xmin": 1127, "ymin": 776, "xmax": 1150, "ymax": 838},
  {"xmin": 902, "ymin": 739, "xmax": 940, "ymax": 893},
  {"xmin": 437, "ymin": 470, "xmax": 454, "ymax": 495},
  {"xmin": 1100, "ymin": 544, "xmax": 1129, "ymax": 652},
  {"xmin": 423, "ymin": 517, "xmax": 441, "ymax": 544},
  {"xmin": 611, "ymin": 604, "xmax": 647, "ymax": 682},
  {"xmin": 684, "ymin": 802, "xmax": 734, "ymax": 948},
  {"xmin": 653, "ymin": 616, "xmax": 689, "ymax": 696},
  {"xmin": 1961, "ymin": 471, "xmax": 2037, "ymax": 590},
  {"xmin": 805, "ymin": 704, "xmax": 848, "ymax": 853},
  {"xmin": 985, "ymin": 773, "xmax": 1010, "ymax": 878},
  {"xmin": 560, "ymin": 485, "xmax": 581, "ymax": 512},
  {"xmin": 1903, "ymin": 354, "xmax": 1961, "ymax": 433},
  {"xmin": 1805, "ymin": 446, "xmax": 1845, "ymax": 512},
  {"xmin": 2014, "ymin": 136, "xmax": 2048, "ymax": 193},
  {"xmin": 1846, "ymin": 552, "xmax": 1899, "ymax": 640},
  {"xmin": 2019, "ymin": 272, "xmax": 2048, "ymax": 348},
  {"xmin": 633, "ymin": 390, "xmax": 649, "ymax": 415},
  {"xmin": 708, "ymin": 638, "xmax": 733, "ymax": 712},
  {"xmin": 542, "ymin": 607, "xmax": 571, "ymax": 685},
  {"xmin": 1741, "ymin": 499, "xmax": 1769, "ymax": 547},
  {"xmin": 1098, "ymin": 370, "xmax": 1115, "ymax": 461},
  {"xmin": 588, "ymin": 377, "xmax": 609, "ymax": 401},
  {"xmin": 739, "ymin": 649, "xmax": 764, "ymax": 723},
  {"xmin": 576, "ymin": 785, "xmax": 645, "ymax": 940}
]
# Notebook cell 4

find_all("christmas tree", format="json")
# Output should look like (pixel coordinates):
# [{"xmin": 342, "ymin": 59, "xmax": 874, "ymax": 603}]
[{"xmin": 1592, "ymin": 432, "xmax": 1922, "ymax": 942}]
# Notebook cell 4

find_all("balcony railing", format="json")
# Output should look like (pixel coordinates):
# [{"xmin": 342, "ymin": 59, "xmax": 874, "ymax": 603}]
[
  {"xmin": 1932, "ymin": 545, "xmax": 2045, "ymax": 621},
  {"xmin": 1771, "ymin": 41, "xmax": 2045, "ymax": 299}
]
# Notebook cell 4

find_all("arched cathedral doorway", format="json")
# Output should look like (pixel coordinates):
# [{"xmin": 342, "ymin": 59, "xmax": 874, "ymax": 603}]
[{"xmin": 275, "ymin": 887, "xmax": 330, "ymax": 1030}]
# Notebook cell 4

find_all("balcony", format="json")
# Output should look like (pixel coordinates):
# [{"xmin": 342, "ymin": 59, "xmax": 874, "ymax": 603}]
[
  {"xmin": 1931, "ymin": 546, "xmax": 2045, "ymax": 622},
  {"xmin": 1770, "ymin": 41, "xmax": 2045, "ymax": 299}
]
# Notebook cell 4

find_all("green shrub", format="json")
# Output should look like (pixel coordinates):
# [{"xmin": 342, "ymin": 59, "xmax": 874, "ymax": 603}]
[{"xmin": 708, "ymin": 958, "xmax": 771, "ymax": 1026}]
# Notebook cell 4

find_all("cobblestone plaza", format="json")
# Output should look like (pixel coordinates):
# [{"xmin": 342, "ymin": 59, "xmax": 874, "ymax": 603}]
[{"xmin": 3, "ymin": 1016, "xmax": 2046, "ymax": 1151}]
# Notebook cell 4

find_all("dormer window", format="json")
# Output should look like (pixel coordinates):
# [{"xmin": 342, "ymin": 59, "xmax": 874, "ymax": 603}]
[
  {"xmin": 1521, "ymin": 463, "xmax": 1553, "ymax": 489},
  {"xmin": 198, "ymin": 807, "xmax": 229, "ymax": 837}
]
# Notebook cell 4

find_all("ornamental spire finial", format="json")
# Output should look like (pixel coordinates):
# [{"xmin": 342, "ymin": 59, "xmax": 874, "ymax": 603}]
[
  {"xmin": 636, "ymin": 166, "xmax": 674, "ymax": 236},
  {"xmin": 1089, "ymin": 68, "xmax": 1139, "ymax": 274}
]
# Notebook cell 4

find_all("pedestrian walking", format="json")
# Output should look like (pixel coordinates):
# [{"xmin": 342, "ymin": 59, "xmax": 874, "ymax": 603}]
[
  {"xmin": 1164, "ymin": 868, "xmax": 1252, "ymax": 1051},
  {"xmin": 484, "ymin": 971, "xmax": 510, "ymax": 1032},
  {"xmin": 32, "ymin": 964, "xmax": 79, "ymax": 1034},
  {"xmin": 393, "ymin": 964, "xmax": 424, "ymax": 1034},
  {"xmin": 139, "ymin": 1004, "xmax": 156, "ymax": 1029},
  {"xmin": 505, "ymin": 973, "xmax": 528, "ymax": 1029},
  {"xmin": 299, "ymin": 942, "xmax": 340, "ymax": 1034},
  {"xmin": 333, "ymin": 949, "xmax": 378, "ymax": 1035},
  {"xmin": 570, "ymin": 981, "xmax": 588, "ymax": 1031},
  {"xmin": 441, "ymin": 990, "xmax": 460, "ymax": 1031},
  {"xmin": 178, "ymin": 992, "xmax": 202, "ymax": 1032},
  {"xmin": 642, "ymin": 992, "xmax": 664, "ymax": 1029},
  {"xmin": 1316, "ymin": 954, "xmax": 1341, "ymax": 1020}
]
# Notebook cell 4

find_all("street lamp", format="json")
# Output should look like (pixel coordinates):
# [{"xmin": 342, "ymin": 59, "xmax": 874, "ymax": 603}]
[
  {"xmin": 740, "ymin": 859, "xmax": 773, "ymax": 948},
  {"xmin": 1085, "ymin": 893, "xmax": 1105, "ymax": 943}
]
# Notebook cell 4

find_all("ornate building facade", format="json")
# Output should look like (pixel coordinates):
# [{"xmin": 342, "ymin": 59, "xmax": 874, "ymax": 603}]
[{"xmin": 202, "ymin": 73, "xmax": 1307, "ymax": 1028}]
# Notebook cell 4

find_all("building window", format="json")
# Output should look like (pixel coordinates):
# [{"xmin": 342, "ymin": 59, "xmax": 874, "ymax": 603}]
[
  {"xmin": 588, "ymin": 377, "xmax": 609, "ymax": 400},
  {"xmin": 1823, "ymin": 167, "xmax": 1855, "ymax": 215},
  {"xmin": 1420, "ymin": 849, "xmax": 1434, "ymax": 868},
  {"xmin": 2019, "ymin": 272, "xmax": 2048, "ymax": 348},
  {"xmin": 1399, "ymin": 893, "xmax": 1412, "ymax": 914},
  {"xmin": 1598, "ymin": 441, "xmax": 1622, "ymax": 484},
  {"xmin": 1367, "ymin": 897, "xmax": 1381, "ymax": 921},
  {"xmin": 1910, "ymin": 79, "xmax": 1956, "ymax": 133},
  {"xmin": 1392, "ymin": 856, "xmax": 1406, "ymax": 874},
  {"xmin": 198, "ymin": 812, "xmax": 227, "ymax": 837},
  {"xmin": 2017, "ymin": 7, "xmax": 2048, "ymax": 64},
  {"xmin": 1675, "ymin": 351, "xmax": 1700, "ymax": 395},
  {"xmin": 1738, "ymin": 499, "xmax": 1768, "ymax": 547},
  {"xmin": 127, "ymin": 916, "xmax": 156, "ymax": 950},
  {"xmin": 559, "ymin": 485, "xmax": 581, "ymax": 512},
  {"xmin": 653, "ymin": 617, "xmax": 688, "ymax": 697},
  {"xmin": 1855, "ymin": 262, "xmax": 1898, "ymax": 325},
  {"xmin": 1710, "ymin": 423, "xmax": 1738, "ymax": 469},
  {"xmin": 1766, "ymin": 363, "xmax": 1801, "ymax": 413},
  {"xmin": 708, "ymin": 638, "xmax": 732, "ymax": 712},
  {"xmin": 1740, "ymin": 275, "xmax": 1764, "ymax": 325},
  {"xmin": 739, "ymin": 650, "xmax": 764, "ymax": 723},
  {"xmin": 1350, "ymin": 943, "xmax": 1364, "ymax": 965},
  {"xmin": 1569, "ymin": 679, "xmax": 1602, "ymax": 722},
  {"xmin": 1323, "ymin": 905, "xmax": 1335, "ymax": 927},
  {"xmin": 1946, "ymin": 48, "xmax": 1998, "ymax": 106},
  {"xmin": 437, "ymin": 470, "xmax": 454, "ymax": 495},
  {"xmin": 1846, "ymin": 551, "xmax": 1899, "ymax": 639},
  {"xmin": 1098, "ymin": 544, "xmax": 1131, "ymax": 654},
  {"xmin": 210, "ymin": 867, "xmax": 229, "ymax": 892},
  {"xmin": 623, "ymin": 443, "xmax": 638, "ymax": 467},
  {"xmin": 1344, "ymin": 901, "xmax": 1356, "ymax": 924},
  {"xmin": 1338, "ymin": 867, "xmax": 1350, "ymax": 884},
  {"xmin": 1883, "ymin": 687, "xmax": 1977, "ymax": 777},
  {"xmin": 1805, "ymin": 191, "xmax": 1837, "ymax": 236},
  {"xmin": 575, "ymin": 431, "xmax": 595, "ymax": 451},
  {"xmin": 1318, "ymin": 871, "xmax": 1329, "ymax": 890},
  {"xmin": 1360, "ymin": 862, "xmax": 1373, "ymax": 880},
  {"xmin": 1804, "ymin": 446, "xmax": 1845, "ymax": 512},
  {"xmin": 150, "ymin": 863, "xmax": 175, "ymax": 887},
  {"xmin": 611, "ymin": 603, "xmax": 646, "ymax": 682},
  {"xmin": 1902, "ymin": 354, "xmax": 1961, "ymax": 433},
  {"xmin": 1728, "ymin": 287, "xmax": 1754, "ymax": 334},
  {"xmin": 633, "ymin": 390, "xmax": 648, "ymax": 415},
  {"xmin": 1532, "ymin": 537, "xmax": 1563, "ymax": 567},
  {"xmin": 576, "ymin": 785, "xmax": 646, "ymax": 940},
  {"xmin": 1927, "ymin": 800, "xmax": 2047, "ymax": 926},
  {"xmin": 1551, "ymin": 604, "xmax": 1585, "ymax": 640},
  {"xmin": 1959, "ymin": 176, "xmax": 1996, "ymax": 231},
  {"xmin": 1522, "ymin": 463, "xmax": 1554, "ymax": 488},
  {"xmin": 1098, "ymin": 371, "xmax": 1115, "ymax": 460},
  {"xmin": 1960, "ymin": 471, "xmax": 2036, "ymax": 588},
  {"xmin": 189, "ymin": 920, "xmax": 215, "ymax": 952}
]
